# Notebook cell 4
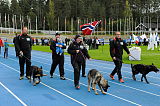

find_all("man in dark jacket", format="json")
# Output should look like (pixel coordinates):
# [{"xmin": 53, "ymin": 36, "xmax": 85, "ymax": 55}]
[
  {"xmin": 68, "ymin": 35, "xmax": 90, "ymax": 89},
  {"xmin": 15, "ymin": 27, "xmax": 32, "ymax": 80},
  {"xmin": 109, "ymin": 32, "xmax": 131, "ymax": 83},
  {"xmin": 50, "ymin": 33, "xmax": 66, "ymax": 80},
  {"xmin": 13, "ymin": 33, "xmax": 18, "ymax": 57}
]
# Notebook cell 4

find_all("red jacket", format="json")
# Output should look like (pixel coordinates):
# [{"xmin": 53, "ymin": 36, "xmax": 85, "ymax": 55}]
[{"xmin": 0, "ymin": 39, "xmax": 3, "ymax": 47}]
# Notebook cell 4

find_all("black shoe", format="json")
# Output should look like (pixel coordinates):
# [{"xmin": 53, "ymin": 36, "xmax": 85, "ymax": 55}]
[
  {"xmin": 75, "ymin": 85, "xmax": 80, "ymax": 89},
  {"xmin": 60, "ymin": 76, "xmax": 66, "ymax": 80},
  {"xmin": 25, "ymin": 76, "xmax": 30, "ymax": 80},
  {"xmin": 50, "ymin": 73, "xmax": 53, "ymax": 78},
  {"xmin": 82, "ymin": 75, "xmax": 86, "ymax": 77}
]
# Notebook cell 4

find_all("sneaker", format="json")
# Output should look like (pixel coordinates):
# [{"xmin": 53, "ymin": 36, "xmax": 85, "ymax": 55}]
[
  {"xmin": 26, "ymin": 76, "xmax": 30, "ymax": 80},
  {"xmin": 19, "ymin": 76, "xmax": 24, "ymax": 80},
  {"xmin": 35, "ymin": 80, "xmax": 40, "ymax": 84},
  {"xmin": 75, "ymin": 85, "xmax": 80, "ymax": 89},
  {"xmin": 109, "ymin": 74, "xmax": 115, "ymax": 80},
  {"xmin": 60, "ymin": 76, "xmax": 66, "ymax": 80},
  {"xmin": 82, "ymin": 75, "xmax": 86, "ymax": 77},
  {"xmin": 119, "ymin": 79, "xmax": 124, "ymax": 83},
  {"xmin": 50, "ymin": 75, "xmax": 53, "ymax": 78}
]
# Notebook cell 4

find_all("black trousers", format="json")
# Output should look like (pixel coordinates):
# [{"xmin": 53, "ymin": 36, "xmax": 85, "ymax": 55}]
[
  {"xmin": 19, "ymin": 52, "xmax": 31, "ymax": 77},
  {"xmin": 4, "ymin": 48, "xmax": 8, "ymax": 58},
  {"xmin": 82, "ymin": 60, "xmax": 86, "ymax": 76},
  {"xmin": 0, "ymin": 46, "xmax": 1, "ymax": 54},
  {"xmin": 111, "ymin": 59, "xmax": 122, "ymax": 80},
  {"xmin": 14, "ymin": 46, "xmax": 19, "ymax": 57},
  {"xmin": 50, "ymin": 54, "xmax": 64, "ymax": 77},
  {"xmin": 72, "ymin": 61, "xmax": 82, "ymax": 86}
]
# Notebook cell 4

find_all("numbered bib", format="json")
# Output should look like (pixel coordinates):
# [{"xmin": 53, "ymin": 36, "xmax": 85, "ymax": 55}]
[
  {"xmin": 26, "ymin": 38, "xmax": 30, "ymax": 41},
  {"xmin": 120, "ymin": 42, "xmax": 123, "ymax": 45}
]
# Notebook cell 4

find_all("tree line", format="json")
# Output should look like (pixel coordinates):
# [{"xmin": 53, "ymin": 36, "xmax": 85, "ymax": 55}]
[{"xmin": 0, "ymin": 0, "xmax": 159, "ymax": 32}]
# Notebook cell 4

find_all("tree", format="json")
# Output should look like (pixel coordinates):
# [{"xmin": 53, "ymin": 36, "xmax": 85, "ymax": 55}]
[
  {"xmin": 10, "ymin": 0, "xmax": 22, "ymax": 15},
  {"xmin": 124, "ymin": 0, "xmax": 132, "ymax": 17},
  {"xmin": 0, "ymin": 0, "xmax": 10, "ymax": 27},
  {"xmin": 47, "ymin": 0, "xmax": 55, "ymax": 30}
]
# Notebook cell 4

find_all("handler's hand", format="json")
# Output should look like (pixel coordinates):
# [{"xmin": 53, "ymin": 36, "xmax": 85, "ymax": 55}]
[
  {"xmin": 76, "ymin": 50, "xmax": 80, "ymax": 53},
  {"xmin": 88, "ymin": 58, "xmax": 92, "ymax": 60},
  {"xmin": 59, "ymin": 45, "xmax": 63, "ymax": 48},
  {"xmin": 113, "ymin": 57, "xmax": 116, "ymax": 60},
  {"xmin": 19, "ymin": 51, "xmax": 23, "ymax": 57},
  {"xmin": 128, "ymin": 54, "xmax": 131, "ymax": 56}
]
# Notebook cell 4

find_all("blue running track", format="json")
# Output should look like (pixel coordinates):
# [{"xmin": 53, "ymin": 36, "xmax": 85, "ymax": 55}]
[{"xmin": 0, "ymin": 47, "xmax": 160, "ymax": 106}]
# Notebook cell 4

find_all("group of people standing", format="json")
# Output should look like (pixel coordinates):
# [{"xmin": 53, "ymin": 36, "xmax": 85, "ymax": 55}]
[
  {"xmin": 50, "ymin": 33, "xmax": 91, "ymax": 89},
  {"xmin": 14, "ymin": 26, "xmax": 131, "ymax": 89}
]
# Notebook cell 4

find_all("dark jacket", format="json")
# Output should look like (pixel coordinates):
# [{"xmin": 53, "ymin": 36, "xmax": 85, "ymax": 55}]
[
  {"xmin": 13, "ymin": 37, "xmax": 17, "ymax": 44},
  {"xmin": 50, "ymin": 39, "xmax": 66, "ymax": 55},
  {"xmin": 68, "ymin": 41, "xmax": 90, "ymax": 64},
  {"xmin": 15, "ymin": 34, "xmax": 32, "ymax": 53},
  {"xmin": 110, "ymin": 37, "xmax": 130, "ymax": 59}
]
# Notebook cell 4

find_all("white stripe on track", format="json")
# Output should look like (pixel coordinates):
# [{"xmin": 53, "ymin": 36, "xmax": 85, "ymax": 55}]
[
  {"xmin": 3, "ymin": 54, "xmax": 142, "ymax": 106},
  {"xmin": 0, "ymin": 81, "xmax": 27, "ymax": 106},
  {"xmin": 0, "ymin": 62, "xmax": 87, "ymax": 106}
]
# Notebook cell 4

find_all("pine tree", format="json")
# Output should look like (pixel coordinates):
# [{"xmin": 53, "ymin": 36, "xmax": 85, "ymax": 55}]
[{"xmin": 47, "ymin": 0, "xmax": 55, "ymax": 30}]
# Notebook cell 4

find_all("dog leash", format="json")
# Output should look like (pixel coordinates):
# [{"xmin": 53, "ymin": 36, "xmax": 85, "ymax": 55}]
[
  {"xmin": 23, "ymin": 55, "xmax": 31, "ymax": 62},
  {"xmin": 130, "ymin": 55, "xmax": 138, "ymax": 60}
]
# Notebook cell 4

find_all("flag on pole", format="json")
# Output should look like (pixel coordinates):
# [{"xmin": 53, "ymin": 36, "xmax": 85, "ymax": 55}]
[{"xmin": 80, "ymin": 20, "xmax": 101, "ymax": 35}]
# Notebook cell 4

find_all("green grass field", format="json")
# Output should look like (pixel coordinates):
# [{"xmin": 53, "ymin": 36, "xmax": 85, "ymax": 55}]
[{"xmin": 31, "ymin": 44, "xmax": 160, "ymax": 68}]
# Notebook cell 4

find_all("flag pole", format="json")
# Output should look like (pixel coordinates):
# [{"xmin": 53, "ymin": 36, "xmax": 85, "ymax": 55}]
[
  {"xmin": 112, "ymin": 18, "xmax": 113, "ymax": 36},
  {"xmin": 36, "ymin": 16, "xmax": 38, "ymax": 35},
  {"xmin": 15, "ymin": 15, "xmax": 17, "ymax": 33},
  {"xmin": 12, "ymin": 15, "xmax": 15, "ymax": 34},
  {"xmin": 105, "ymin": 18, "xmax": 106, "ymax": 35},
  {"xmin": 65, "ymin": 17, "xmax": 66, "ymax": 35},
  {"xmin": 8, "ymin": 14, "xmax": 10, "ymax": 34},
  {"xmin": 0, "ymin": 13, "xmax": 2, "ymax": 34},
  {"xmin": 109, "ymin": 18, "xmax": 110, "ymax": 36},
  {"xmin": 120, "ymin": 18, "xmax": 121, "ymax": 32}
]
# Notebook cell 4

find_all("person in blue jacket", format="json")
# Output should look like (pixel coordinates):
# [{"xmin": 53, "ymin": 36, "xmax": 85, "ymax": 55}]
[{"xmin": 4, "ymin": 39, "xmax": 9, "ymax": 59}]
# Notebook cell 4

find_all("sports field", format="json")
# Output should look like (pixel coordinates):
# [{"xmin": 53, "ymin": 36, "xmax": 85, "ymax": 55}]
[{"xmin": 0, "ymin": 47, "xmax": 160, "ymax": 106}]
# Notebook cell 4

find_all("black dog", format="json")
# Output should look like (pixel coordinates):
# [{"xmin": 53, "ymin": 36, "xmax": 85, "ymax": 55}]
[
  {"xmin": 29, "ymin": 66, "xmax": 47, "ymax": 86},
  {"xmin": 131, "ymin": 63, "xmax": 159, "ymax": 84}
]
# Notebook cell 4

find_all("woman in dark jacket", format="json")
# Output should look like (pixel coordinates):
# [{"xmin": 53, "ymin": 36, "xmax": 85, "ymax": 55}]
[{"xmin": 68, "ymin": 35, "xmax": 90, "ymax": 89}]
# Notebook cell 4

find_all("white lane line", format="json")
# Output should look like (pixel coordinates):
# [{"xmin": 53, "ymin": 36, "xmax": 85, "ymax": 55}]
[
  {"xmin": 30, "ymin": 53, "xmax": 160, "ymax": 80},
  {"xmin": 28, "ymin": 56, "xmax": 160, "ymax": 97},
  {"xmin": 5, "ymin": 55, "xmax": 141, "ymax": 106},
  {"xmin": 40, "ymin": 82, "xmax": 87, "ymax": 106},
  {"xmin": 28, "ymin": 55, "xmax": 160, "ymax": 88},
  {"xmin": 0, "ymin": 62, "xmax": 87, "ymax": 106},
  {"xmin": 8, "ymin": 54, "xmax": 160, "ymax": 88},
  {"xmin": 48, "ymin": 72, "xmax": 142, "ymax": 106},
  {"xmin": 0, "ymin": 81, "xmax": 27, "ymax": 106},
  {"xmin": 17, "ymin": 48, "xmax": 160, "ymax": 70}
]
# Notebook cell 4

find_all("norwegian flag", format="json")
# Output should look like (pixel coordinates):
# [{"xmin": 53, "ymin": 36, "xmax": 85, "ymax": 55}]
[{"xmin": 80, "ymin": 20, "xmax": 101, "ymax": 35}]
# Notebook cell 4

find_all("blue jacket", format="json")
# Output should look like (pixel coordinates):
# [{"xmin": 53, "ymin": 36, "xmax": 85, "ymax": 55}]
[{"xmin": 4, "ymin": 42, "xmax": 9, "ymax": 48}]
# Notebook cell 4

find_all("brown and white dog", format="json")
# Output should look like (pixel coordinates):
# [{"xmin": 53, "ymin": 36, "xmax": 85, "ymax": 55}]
[{"xmin": 88, "ymin": 69, "xmax": 110, "ymax": 95}]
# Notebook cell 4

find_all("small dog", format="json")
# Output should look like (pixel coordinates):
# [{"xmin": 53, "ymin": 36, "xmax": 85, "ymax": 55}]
[
  {"xmin": 29, "ymin": 66, "xmax": 47, "ymax": 86},
  {"xmin": 88, "ymin": 69, "xmax": 110, "ymax": 95},
  {"xmin": 131, "ymin": 63, "xmax": 159, "ymax": 84}
]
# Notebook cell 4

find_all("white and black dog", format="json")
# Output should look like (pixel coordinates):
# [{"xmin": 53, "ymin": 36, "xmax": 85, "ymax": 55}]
[
  {"xmin": 88, "ymin": 69, "xmax": 110, "ymax": 95},
  {"xmin": 131, "ymin": 64, "xmax": 159, "ymax": 84}
]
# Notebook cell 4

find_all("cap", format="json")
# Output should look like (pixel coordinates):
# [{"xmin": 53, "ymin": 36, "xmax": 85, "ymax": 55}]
[
  {"xmin": 75, "ymin": 35, "xmax": 82, "ymax": 40},
  {"xmin": 55, "ymin": 33, "xmax": 60, "ymax": 36}
]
